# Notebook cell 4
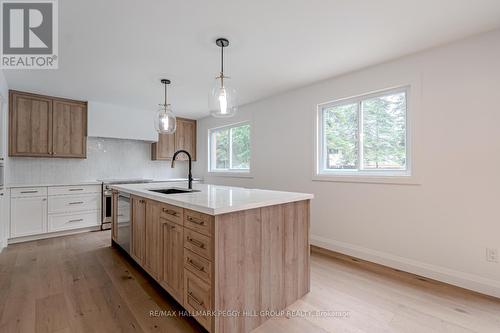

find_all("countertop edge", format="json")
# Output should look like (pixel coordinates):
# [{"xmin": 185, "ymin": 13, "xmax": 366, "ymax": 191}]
[
  {"xmin": 5, "ymin": 178, "xmax": 203, "ymax": 189},
  {"xmin": 110, "ymin": 184, "xmax": 314, "ymax": 215},
  {"xmin": 6, "ymin": 181, "xmax": 103, "ymax": 188}
]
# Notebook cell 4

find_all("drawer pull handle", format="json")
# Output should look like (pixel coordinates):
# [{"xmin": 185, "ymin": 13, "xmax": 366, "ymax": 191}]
[
  {"xmin": 68, "ymin": 188, "xmax": 84, "ymax": 191},
  {"xmin": 187, "ymin": 217, "xmax": 204, "ymax": 225},
  {"xmin": 187, "ymin": 292, "xmax": 204, "ymax": 306},
  {"xmin": 21, "ymin": 190, "xmax": 38, "ymax": 194},
  {"xmin": 117, "ymin": 214, "xmax": 124, "ymax": 217},
  {"xmin": 187, "ymin": 258, "xmax": 205, "ymax": 272},
  {"xmin": 68, "ymin": 218, "xmax": 84, "ymax": 223},
  {"xmin": 187, "ymin": 237, "xmax": 205, "ymax": 249},
  {"xmin": 162, "ymin": 208, "xmax": 178, "ymax": 216},
  {"xmin": 160, "ymin": 219, "xmax": 176, "ymax": 229},
  {"xmin": 69, "ymin": 201, "xmax": 84, "ymax": 205}
]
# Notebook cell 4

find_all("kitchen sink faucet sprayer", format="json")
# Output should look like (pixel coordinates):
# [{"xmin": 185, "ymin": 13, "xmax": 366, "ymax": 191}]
[{"xmin": 171, "ymin": 150, "xmax": 193, "ymax": 189}]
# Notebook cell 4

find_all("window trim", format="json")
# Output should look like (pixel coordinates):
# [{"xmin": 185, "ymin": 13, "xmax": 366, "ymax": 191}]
[
  {"xmin": 314, "ymin": 86, "xmax": 418, "ymax": 184},
  {"xmin": 208, "ymin": 121, "xmax": 252, "ymax": 176}
]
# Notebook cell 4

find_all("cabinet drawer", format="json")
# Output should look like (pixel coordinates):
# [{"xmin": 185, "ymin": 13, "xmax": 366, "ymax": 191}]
[
  {"xmin": 48, "ymin": 211, "xmax": 100, "ymax": 232},
  {"xmin": 11, "ymin": 187, "xmax": 47, "ymax": 198},
  {"xmin": 159, "ymin": 203, "xmax": 183, "ymax": 225},
  {"xmin": 184, "ymin": 270, "xmax": 211, "ymax": 331},
  {"xmin": 184, "ymin": 209, "xmax": 213, "ymax": 237},
  {"xmin": 184, "ymin": 229, "xmax": 213, "ymax": 261},
  {"xmin": 48, "ymin": 185, "xmax": 101, "ymax": 196},
  {"xmin": 48, "ymin": 194, "xmax": 100, "ymax": 214},
  {"xmin": 184, "ymin": 249, "xmax": 212, "ymax": 284}
]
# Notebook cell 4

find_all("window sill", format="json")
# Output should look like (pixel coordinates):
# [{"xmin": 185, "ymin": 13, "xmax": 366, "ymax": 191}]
[
  {"xmin": 312, "ymin": 173, "xmax": 421, "ymax": 185},
  {"xmin": 208, "ymin": 171, "xmax": 254, "ymax": 179}
]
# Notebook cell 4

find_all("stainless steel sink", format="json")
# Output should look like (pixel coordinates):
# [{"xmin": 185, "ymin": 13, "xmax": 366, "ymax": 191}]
[{"xmin": 148, "ymin": 188, "xmax": 200, "ymax": 195}]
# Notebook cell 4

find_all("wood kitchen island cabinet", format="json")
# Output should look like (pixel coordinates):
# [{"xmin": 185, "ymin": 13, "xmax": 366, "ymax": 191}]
[{"xmin": 111, "ymin": 183, "xmax": 313, "ymax": 333}]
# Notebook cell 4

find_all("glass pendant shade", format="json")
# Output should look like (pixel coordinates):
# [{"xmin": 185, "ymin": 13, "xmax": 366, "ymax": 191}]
[
  {"xmin": 209, "ymin": 77, "xmax": 238, "ymax": 118},
  {"xmin": 155, "ymin": 104, "xmax": 176, "ymax": 134},
  {"xmin": 210, "ymin": 38, "xmax": 237, "ymax": 118},
  {"xmin": 155, "ymin": 79, "xmax": 176, "ymax": 134}
]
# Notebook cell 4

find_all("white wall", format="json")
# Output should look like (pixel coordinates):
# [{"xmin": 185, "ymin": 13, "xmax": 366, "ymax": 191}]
[
  {"xmin": 194, "ymin": 30, "xmax": 500, "ymax": 297},
  {"xmin": 7, "ymin": 137, "xmax": 188, "ymax": 185}
]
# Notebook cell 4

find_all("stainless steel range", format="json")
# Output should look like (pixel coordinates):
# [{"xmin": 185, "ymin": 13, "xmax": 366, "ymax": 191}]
[{"xmin": 99, "ymin": 179, "xmax": 153, "ymax": 230}]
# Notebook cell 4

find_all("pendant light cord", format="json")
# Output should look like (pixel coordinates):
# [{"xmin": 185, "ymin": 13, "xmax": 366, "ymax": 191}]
[
  {"xmin": 164, "ymin": 82, "xmax": 167, "ymax": 106},
  {"xmin": 220, "ymin": 43, "xmax": 224, "ymax": 74}
]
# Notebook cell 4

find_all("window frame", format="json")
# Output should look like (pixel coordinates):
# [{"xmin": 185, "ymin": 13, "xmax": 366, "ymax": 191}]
[
  {"xmin": 315, "ymin": 86, "xmax": 415, "ymax": 183},
  {"xmin": 208, "ymin": 121, "xmax": 252, "ymax": 176}
]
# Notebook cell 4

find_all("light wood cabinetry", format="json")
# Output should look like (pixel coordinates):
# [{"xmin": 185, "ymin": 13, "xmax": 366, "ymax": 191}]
[
  {"xmin": 144, "ymin": 201, "xmax": 161, "ymax": 279},
  {"xmin": 184, "ymin": 269, "xmax": 212, "ymax": 330},
  {"xmin": 9, "ymin": 92, "xmax": 52, "ymax": 157},
  {"xmin": 9, "ymin": 90, "xmax": 87, "ymax": 158},
  {"xmin": 131, "ymin": 196, "xmax": 146, "ymax": 264},
  {"xmin": 125, "ymin": 196, "xmax": 310, "ymax": 333},
  {"xmin": 174, "ymin": 118, "xmax": 197, "ymax": 160},
  {"xmin": 151, "ymin": 117, "xmax": 196, "ymax": 161},
  {"xmin": 52, "ymin": 100, "xmax": 87, "ymax": 158},
  {"xmin": 160, "ymin": 218, "xmax": 184, "ymax": 302},
  {"xmin": 151, "ymin": 132, "xmax": 175, "ymax": 160}
]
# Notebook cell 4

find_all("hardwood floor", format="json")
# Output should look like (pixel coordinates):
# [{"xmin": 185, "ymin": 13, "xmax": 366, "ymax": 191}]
[{"xmin": 0, "ymin": 231, "xmax": 499, "ymax": 333}]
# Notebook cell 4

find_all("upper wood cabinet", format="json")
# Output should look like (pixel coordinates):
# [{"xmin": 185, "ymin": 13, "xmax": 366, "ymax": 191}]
[
  {"xmin": 175, "ymin": 118, "xmax": 197, "ymax": 161},
  {"xmin": 52, "ymin": 100, "xmax": 87, "ymax": 157},
  {"xmin": 151, "ymin": 132, "xmax": 175, "ymax": 160},
  {"xmin": 9, "ymin": 91, "xmax": 53, "ymax": 157},
  {"xmin": 151, "ymin": 117, "xmax": 196, "ymax": 161},
  {"xmin": 9, "ymin": 90, "xmax": 87, "ymax": 158}
]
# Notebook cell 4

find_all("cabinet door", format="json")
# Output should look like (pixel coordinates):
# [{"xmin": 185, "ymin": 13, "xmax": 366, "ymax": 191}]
[
  {"xmin": 9, "ymin": 91, "xmax": 52, "ymax": 157},
  {"xmin": 52, "ymin": 100, "xmax": 87, "ymax": 158},
  {"xmin": 131, "ymin": 197, "xmax": 146, "ymax": 264},
  {"xmin": 11, "ymin": 196, "xmax": 47, "ymax": 237},
  {"xmin": 151, "ymin": 133, "xmax": 175, "ymax": 160},
  {"xmin": 174, "ymin": 118, "xmax": 197, "ymax": 161},
  {"xmin": 160, "ymin": 218, "xmax": 184, "ymax": 301},
  {"xmin": 144, "ymin": 201, "xmax": 161, "ymax": 278}
]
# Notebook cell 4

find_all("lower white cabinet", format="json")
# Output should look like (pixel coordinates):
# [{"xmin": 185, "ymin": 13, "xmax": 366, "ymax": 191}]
[
  {"xmin": 48, "ymin": 211, "xmax": 100, "ymax": 232},
  {"xmin": 10, "ymin": 195, "xmax": 47, "ymax": 237},
  {"xmin": 10, "ymin": 184, "xmax": 101, "ymax": 241},
  {"xmin": 48, "ymin": 193, "xmax": 100, "ymax": 215}
]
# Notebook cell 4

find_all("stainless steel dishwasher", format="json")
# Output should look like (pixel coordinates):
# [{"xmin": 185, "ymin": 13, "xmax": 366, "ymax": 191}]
[{"xmin": 115, "ymin": 192, "xmax": 131, "ymax": 254}]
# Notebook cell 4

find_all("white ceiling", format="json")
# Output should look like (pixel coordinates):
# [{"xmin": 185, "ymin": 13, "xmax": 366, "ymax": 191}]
[{"xmin": 4, "ymin": 0, "xmax": 500, "ymax": 119}]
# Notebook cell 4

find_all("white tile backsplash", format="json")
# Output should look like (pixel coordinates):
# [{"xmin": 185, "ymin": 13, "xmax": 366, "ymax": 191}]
[{"xmin": 7, "ymin": 137, "xmax": 189, "ymax": 184}]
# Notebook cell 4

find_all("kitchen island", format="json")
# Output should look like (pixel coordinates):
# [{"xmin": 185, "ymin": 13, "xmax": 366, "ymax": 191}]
[{"xmin": 110, "ymin": 182, "xmax": 313, "ymax": 333}]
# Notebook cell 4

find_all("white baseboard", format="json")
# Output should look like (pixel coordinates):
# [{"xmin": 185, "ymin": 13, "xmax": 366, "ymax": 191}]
[{"xmin": 311, "ymin": 235, "xmax": 500, "ymax": 299}]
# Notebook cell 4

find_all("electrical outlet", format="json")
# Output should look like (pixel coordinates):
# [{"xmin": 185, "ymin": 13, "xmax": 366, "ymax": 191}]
[{"xmin": 486, "ymin": 248, "xmax": 499, "ymax": 263}]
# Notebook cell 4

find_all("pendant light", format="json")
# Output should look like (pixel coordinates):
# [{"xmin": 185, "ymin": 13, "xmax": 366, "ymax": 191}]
[
  {"xmin": 209, "ymin": 38, "xmax": 238, "ymax": 118},
  {"xmin": 154, "ymin": 79, "xmax": 176, "ymax": 134}
]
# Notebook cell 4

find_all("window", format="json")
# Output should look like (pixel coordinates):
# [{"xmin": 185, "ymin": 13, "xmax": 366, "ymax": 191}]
[
  {"xmin": 317, "ymin": 87, "xmax": 409, "ymax": 177},
  {"xmin": 209, "ymin": 122, "xmax": 251, "ymax": 173}
]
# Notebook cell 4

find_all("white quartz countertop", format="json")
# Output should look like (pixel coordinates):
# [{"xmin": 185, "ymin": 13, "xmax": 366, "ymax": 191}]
[
  {"xmin": 6, "ymin": 181, "xmax": 102, "ymax": 188},
  {"xmin": 5, "ymin": 178, "xmax": 201, "ymax": 188},
  {"xmin": 110, "ymin": 182, "xmax": 314, "ymax": 215}
]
